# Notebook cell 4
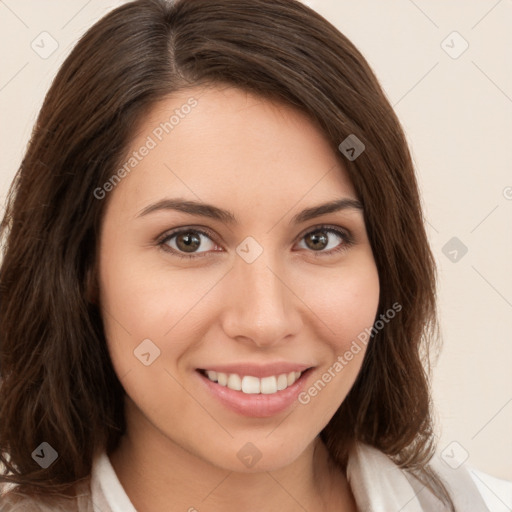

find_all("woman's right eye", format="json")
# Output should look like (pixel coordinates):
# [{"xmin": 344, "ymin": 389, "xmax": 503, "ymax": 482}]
[{"xmin": 159, "ymin": 228, "xmax": 220, "ymax": 259}]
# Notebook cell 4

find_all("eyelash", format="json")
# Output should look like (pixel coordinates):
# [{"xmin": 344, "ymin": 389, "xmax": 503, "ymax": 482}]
[{"xmin": 157, "ymin": 224, "xmax": 354, "ymax": 260}]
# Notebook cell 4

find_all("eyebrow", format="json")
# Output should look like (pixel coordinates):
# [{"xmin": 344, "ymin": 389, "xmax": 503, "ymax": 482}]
[{"xmin": 136, "ymin": 197, "xmax": 363, "ymax": 224}]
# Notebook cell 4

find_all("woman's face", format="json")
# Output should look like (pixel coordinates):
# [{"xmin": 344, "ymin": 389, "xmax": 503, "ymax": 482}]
[{"xmin": 98, "ymin": 85, "xmax": 380, "ymax": 472}]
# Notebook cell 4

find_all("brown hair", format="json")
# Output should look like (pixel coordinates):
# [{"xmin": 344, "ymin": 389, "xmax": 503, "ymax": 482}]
[{"xmin": 0, "ymin": 0, "xmax": 451, "ymax": 507}]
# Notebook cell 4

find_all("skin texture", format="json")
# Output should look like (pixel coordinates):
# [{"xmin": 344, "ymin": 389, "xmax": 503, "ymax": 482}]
[{"xmin": 98, "ymin": 85, "xmax": 380, "ymax": 511}]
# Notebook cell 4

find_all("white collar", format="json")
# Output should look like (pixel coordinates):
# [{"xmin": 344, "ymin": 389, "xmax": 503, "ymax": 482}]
[
  {"xmin": 346, "ymin": 442, "xmax": 490, "ymax": 511},
  {"xmin": 90, "ymin": 442, "xmax": 492, "ymax": 512},
  {"xmin": 90, "ymin": 450, "xmax": 138, "ymax": 512}
]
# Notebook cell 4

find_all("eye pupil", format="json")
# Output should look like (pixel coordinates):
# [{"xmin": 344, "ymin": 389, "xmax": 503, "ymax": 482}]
[
  {"xmin": 177, "ymin": 232, "xmax": 201, "ymax": 252},
  {"xmin": 306, "ymin": 232, "xmax": 328, "ymax": 251}
]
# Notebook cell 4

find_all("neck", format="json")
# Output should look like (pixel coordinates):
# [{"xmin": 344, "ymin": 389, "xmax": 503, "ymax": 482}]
[{"xmin": 108, "ymin": 400, "xmax": 356, "ymax": 512}]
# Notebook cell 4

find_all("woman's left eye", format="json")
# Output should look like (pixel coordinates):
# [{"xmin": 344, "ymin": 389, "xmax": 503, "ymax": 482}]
[
  {"xmin": 296, "ymin": 227, "xmax": 353, "ymax": 256},
  {"xmin": 158, "ymin": 225, "xmax": 353, "ymax": 260}
]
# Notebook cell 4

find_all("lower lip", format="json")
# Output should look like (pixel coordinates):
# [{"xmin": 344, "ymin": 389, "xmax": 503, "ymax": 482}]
[{"xmin": 197, "ymin": 369, "xmax": 312, "ymax": 418}]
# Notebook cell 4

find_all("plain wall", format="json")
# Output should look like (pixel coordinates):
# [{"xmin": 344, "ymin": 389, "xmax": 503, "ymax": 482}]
[{"xmin": 0, "ymin": 0, "xmax": 510, "ymax": 484}]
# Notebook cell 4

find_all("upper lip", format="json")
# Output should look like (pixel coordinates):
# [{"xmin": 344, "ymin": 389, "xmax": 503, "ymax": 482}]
[{"xmin": 197, "ymin": 362, "xmax": 313, "ymax": 378}]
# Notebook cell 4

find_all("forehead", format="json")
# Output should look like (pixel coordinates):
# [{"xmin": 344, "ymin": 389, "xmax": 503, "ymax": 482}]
[{"xmin": 108, "ymin": 85, "xmax": 357, "ymax": 219}]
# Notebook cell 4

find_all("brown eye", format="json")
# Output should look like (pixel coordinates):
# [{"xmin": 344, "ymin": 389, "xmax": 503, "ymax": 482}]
[
  {"xmin": 175, "ymin": 232, "xmax": 201, "ymax": 253},
  {"xmin": 304, "ymin": 231, "xmax": 329, "ymax": 251},
  {"xmin": 160, "ymin": 229, "xmax": 218, "ymax": 258},
  {"xmin": 297, "ymin": 226, "xmax": 353, "ymax": 256}
]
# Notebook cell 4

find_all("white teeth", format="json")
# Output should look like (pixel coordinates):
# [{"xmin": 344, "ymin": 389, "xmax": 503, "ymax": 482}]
[
  {"xmin": 217, "ymin": 372, "xmax": 228, "ymax": 386},
  {"xmin": 206, "ymin": 370, "xmax": 218, "ymax": 382},
  {"xmin": 203, "ymin": 370, "xmax": 304, "ymax": 394},
  {"xmin": 260, "ymin": 376, "xmax": 277, "ymax": 394},
  {"xmin": 242, "ymin": 375, "xmax": 260, "ymax": 394},
  {"xmin": 227, "ymin": 373, "xmax": 242, "ymax": 391},
  {"xmin": 277, "ymin": 374, "xmax": 288, "ymax": 391}
]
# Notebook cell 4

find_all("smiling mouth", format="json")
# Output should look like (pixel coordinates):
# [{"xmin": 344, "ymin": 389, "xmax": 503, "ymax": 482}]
[{"xmin": 197, "ymin": 368, "xmax": 312, "ymax": 395}]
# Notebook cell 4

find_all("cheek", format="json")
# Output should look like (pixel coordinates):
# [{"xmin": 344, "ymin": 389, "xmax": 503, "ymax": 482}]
[
  {"xmin": 97, "ymin": 241, "xmax": 234, "ymax": 398},
  {"xmin": 303, "ymin": 258, "xmax": 380, "ymax": 351},
  {"xmin": 98, "ymin": 240, "xmax": 214, "ymax": 338},
  {"xmin": 97, "ymin": 248, "xmax": 215, "ymax": 430},
  {"xmin": 293, "ymin": 257, "xmax": 380, "ymax": 414}
]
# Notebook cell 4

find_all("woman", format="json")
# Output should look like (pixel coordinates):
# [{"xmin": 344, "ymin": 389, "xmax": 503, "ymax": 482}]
[{"xmin": 0, "ymin": 0, "xmax": 508, "ymax": 510}]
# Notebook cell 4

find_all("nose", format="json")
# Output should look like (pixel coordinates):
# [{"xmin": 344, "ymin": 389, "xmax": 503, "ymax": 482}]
[{"xmin": 221, "ymin": 250, "xmax": 303, "ymax": 349}]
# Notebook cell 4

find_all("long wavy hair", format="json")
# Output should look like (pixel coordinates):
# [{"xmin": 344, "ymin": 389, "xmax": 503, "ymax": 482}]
[{"xmin": 0, "ymin": 0, "xmax": 451, "ymax": 507}]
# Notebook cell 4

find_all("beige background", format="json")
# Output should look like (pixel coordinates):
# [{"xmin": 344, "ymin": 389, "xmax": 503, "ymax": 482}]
[{"xmin": 0, "ymin": 0, "xmax": 510, "ymax": 486}]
